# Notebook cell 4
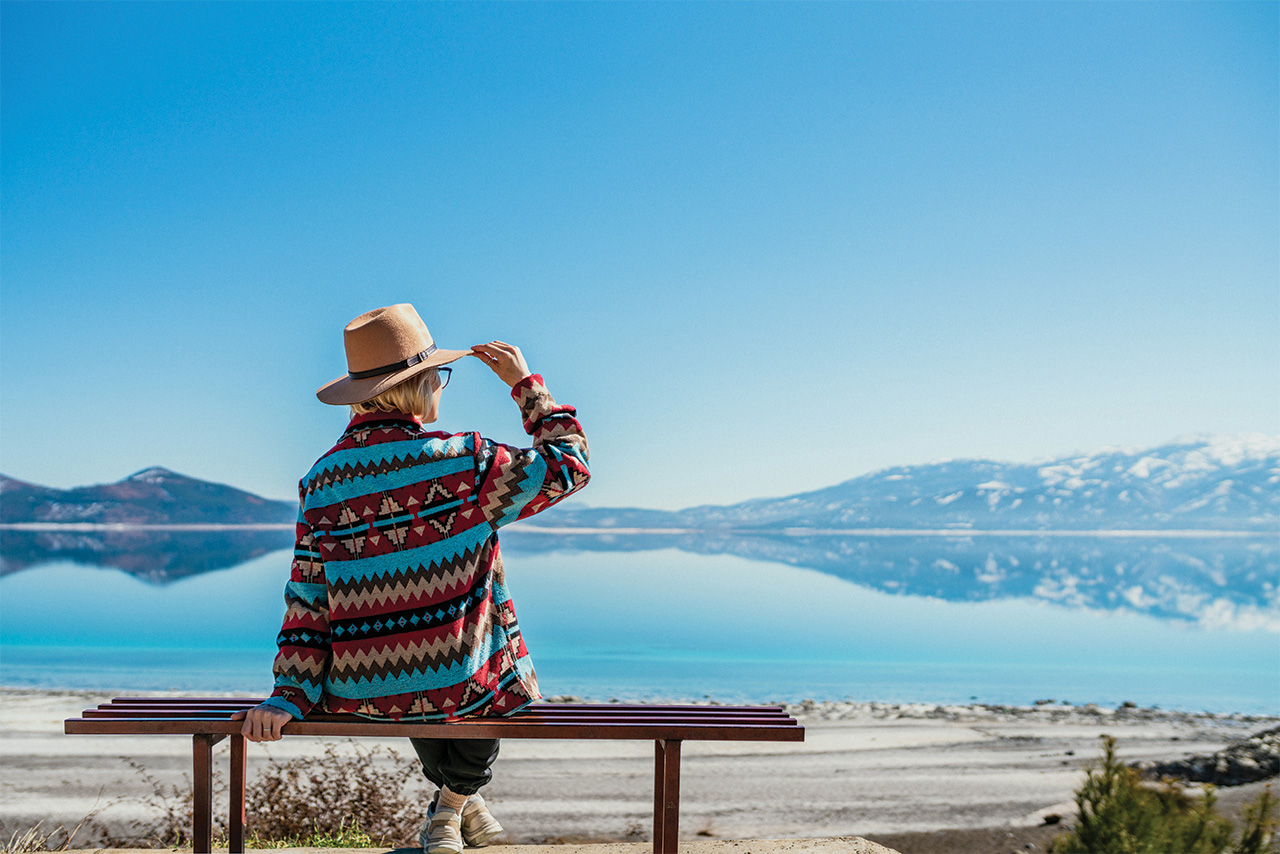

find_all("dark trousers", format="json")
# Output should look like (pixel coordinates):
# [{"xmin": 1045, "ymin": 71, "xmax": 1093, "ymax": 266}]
[{"xmin": 409, "ymin": 737, "xmax": 501, "ymax": 796}]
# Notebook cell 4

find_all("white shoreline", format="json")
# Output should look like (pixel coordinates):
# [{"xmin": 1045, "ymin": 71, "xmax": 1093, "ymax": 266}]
[
  {"xmin": 2, "ymin": 522, "xmax": 1271, "ymax": 538},
  {"xmin": 785, "ymin": 526, "xmax": 1271, "ymax": 538},
  {"xmin": 514, "ymin": 525, "xmax": 1272, "ymax": 538},
  {"xmin": 4, "ymin": 684, "xmax": 1276, "ymax": 722},
  {"xmin": 0, "ymin": 523, "xmax": 295, "ymax": 531}
]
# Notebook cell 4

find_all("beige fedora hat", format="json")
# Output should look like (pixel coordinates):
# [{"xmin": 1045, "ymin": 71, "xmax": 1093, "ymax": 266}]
[{"xmin": 316, "ymin": 304, "xmax": 471, "ymax": 405}]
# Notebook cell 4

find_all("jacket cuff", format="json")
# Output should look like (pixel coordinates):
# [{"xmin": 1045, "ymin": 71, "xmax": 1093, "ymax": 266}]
[
  {"xmin": 264, "ymin": 690, "xmax": 309, "ymax": 721},
  {"xmin": 510, "ymin": 373, "xmax": 544, "ymax": 398}
]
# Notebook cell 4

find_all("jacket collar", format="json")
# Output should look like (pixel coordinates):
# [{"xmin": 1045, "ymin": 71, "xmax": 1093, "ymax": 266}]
[
  {"xmin": 343, "ymin": 409, "xmax": 455, "ymax": 440},
  {"xmin": 345, "ymin": 409, "xmax": 423, "ymax": 429}
]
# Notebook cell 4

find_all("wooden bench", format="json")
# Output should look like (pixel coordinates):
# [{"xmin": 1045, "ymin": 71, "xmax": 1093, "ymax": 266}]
[{"xmin": 66, "ymin": 697, "xmax": 805, "ymax": 854}]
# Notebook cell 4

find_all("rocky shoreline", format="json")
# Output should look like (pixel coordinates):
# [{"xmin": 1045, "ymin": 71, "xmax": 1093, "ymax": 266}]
[{"xmin": 1136, "ymin": 725, "xmax": 1280, "ymax": 786}]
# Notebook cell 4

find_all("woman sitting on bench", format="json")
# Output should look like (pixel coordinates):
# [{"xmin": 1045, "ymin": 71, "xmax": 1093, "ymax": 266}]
[{"xmin": 233, "ymin": 303, "xmax": 591, "ymax": 853}]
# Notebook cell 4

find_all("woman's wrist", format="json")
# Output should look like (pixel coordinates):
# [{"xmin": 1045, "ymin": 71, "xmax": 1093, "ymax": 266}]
[{"xmin": 510, "ymin": 373, "xmax": 542, "ymax": 396}]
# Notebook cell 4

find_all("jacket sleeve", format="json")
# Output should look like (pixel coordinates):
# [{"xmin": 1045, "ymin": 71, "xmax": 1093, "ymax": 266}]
[
  {"xmin": 261, "ymin": 492, "xmax": 331, "ymax": 720},
  {"xmin": 476, "ymin": 373, "xmax": 591, "ymax": 528}
]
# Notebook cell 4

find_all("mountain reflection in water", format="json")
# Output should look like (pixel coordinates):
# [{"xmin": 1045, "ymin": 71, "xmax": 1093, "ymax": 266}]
[
  {"xmin": 502, "ymin": 529, "xmax": 1279, "ymax": 629},
  {"xmin": 0, "ymin": 527, "xmax": 294, "ymax": 583},
  {"xmin": 1, "ymin": 526, "xmax": 1275, "ymax": 628}
]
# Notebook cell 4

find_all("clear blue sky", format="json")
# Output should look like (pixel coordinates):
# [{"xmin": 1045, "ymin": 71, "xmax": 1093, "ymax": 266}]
[{"xmin": 2, "ymin": 1, "xmax": 1276, "ymax": 510}]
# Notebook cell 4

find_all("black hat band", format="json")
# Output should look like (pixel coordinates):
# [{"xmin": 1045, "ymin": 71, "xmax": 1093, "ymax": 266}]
[{"xmin": 348, "ymin": 344, "xmax": 438, "ymax": 380}]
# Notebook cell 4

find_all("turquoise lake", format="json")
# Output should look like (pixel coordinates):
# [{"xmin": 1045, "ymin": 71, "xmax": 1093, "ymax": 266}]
[{"xmin": 1, "ymin": 533, "xmax": 1277, "ymax": 713}]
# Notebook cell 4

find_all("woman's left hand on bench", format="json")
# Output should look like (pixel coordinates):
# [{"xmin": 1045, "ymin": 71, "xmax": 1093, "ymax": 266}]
[{"xmin": 230, "ymin": 704, "xmax": 293, "ymax": 742}]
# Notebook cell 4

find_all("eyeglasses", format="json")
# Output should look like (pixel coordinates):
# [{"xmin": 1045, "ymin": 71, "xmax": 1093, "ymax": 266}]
[{"xmin": 435, "ymin": 367, "xmax": 452, "ymax": 389}]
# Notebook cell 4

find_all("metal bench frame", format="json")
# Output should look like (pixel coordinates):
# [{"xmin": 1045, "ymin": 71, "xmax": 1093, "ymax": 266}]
[{"xmin": 66, "ymin": 698, "xmax": 804, "ymax": 854}]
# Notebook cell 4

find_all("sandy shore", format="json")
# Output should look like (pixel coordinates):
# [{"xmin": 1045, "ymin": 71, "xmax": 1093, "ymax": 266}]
[
  {"xmin": 53, "ymin": 845, "xmax": 895, "ymax": 854},
  {"xmin": 3, "ymin": 688, "xmax": 1276, "ymax": 850}
]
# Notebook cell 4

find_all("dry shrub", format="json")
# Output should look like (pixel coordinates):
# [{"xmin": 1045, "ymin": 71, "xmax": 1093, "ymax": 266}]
[
  {"xmin": 1, "ymin": 809, "xmax": 100, "ymax": 854},
  {"xmin": 246, "ymin": 741, "xmax": 429, "ymax": 845},
  {"xmin": 95, "ymin": 740, "xmax": 431, "ymax": 848},
  {"xmin": 92, "ymin": 759, "xmax": 227, "ymax": 848}
]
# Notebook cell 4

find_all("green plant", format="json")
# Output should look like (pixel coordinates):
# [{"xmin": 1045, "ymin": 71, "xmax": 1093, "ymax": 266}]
[
  {"xmin": 1236, "ymin": 786, "xmax": 1279, "ymax": 854},
  {"xmin": 1051, "ymin": 735, "xmax": 1277, "ymax": 854},
  {"xmin": 246, "ymin": 816, "xmax": 374, "ymax": 849}
]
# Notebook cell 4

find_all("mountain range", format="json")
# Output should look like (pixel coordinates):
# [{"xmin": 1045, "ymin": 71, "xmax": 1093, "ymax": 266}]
[
  {"xmin": 535, "ymin": 434, "xmax": 1280, "ymax": 532},
  {"xmin": 1, "ymin": 435, "xmax": 1276, "ymax": 531},
  {"xmin": 1, "ymin": 438, "xmax": 1275, "ymax": 625}
]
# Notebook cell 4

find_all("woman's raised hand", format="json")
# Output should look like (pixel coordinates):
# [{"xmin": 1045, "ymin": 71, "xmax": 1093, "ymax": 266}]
[{"xmin": 471, "ymin": 341, "xmax": 532, "ymax": 389}]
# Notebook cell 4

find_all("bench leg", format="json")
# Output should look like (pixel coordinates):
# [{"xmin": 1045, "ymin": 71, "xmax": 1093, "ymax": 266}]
[
  {"xmin": 193, "ymin": 735, "xmax": 214, "ymax": 854},
  {"xmin": 229, "ymin": 734, "xmax": 246, "ymax": 853},
  {"xmin": 652, "ymin": 739, "xmax": 682, "ymax": 854}
]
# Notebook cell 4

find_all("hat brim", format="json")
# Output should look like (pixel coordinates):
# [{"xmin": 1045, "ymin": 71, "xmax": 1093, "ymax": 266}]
[{"xmin": 316, "ymin": 348, "xmax": 472, "ymax": 405}]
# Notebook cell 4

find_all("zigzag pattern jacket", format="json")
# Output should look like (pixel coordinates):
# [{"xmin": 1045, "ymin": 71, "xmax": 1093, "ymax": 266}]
[{"xmin": 262, "ymin": 374, "xmax": 590, "ymax": 721}]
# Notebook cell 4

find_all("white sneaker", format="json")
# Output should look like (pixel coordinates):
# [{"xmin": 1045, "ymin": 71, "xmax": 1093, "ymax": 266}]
[
  {"xmin": 459, "ymin": 794, "xmax": 504, "ymax": 847},
  {"xmin": 425, "ymin": 794, "xmax": 504, "ymax": 849},
  {"xmin": 419, "ymin": 806, "xmax": 463, "ymax": 854}
]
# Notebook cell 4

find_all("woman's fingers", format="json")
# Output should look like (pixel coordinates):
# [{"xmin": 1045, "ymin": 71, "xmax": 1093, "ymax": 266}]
[
  {"xmin": 231, "ymin": 708, "xmax": 252, "ymax": 739},
  {"xmin": 475, "ymin": 343, "xmax": 521, "ymax": 361},
  {"xmin": 470, "ymin": 342, "xmax": 529, "ymax": 387},
  {"xmin": 472, "ymin": 344, "xmax": 515, "ymax": 366},
  {"xmin": 470, "ymin": 349, "xmax": 500, "ymax": 371},
  {"xmin": 234, "ymin": 705, "xmax": 290, "ymax": 742},
  {"xmin": 473, "ymin": 341, "xmax": 516, "ymax": 355}
]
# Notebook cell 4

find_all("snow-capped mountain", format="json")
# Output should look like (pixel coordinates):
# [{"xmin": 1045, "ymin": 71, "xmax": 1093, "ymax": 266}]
[
  {"xmin": 543, "ymin": 435, "xmax": 1280, "ymax": 531},
  {"xmin": 0, "ymin": 467, "xmax": 295, "ymax": 525}
]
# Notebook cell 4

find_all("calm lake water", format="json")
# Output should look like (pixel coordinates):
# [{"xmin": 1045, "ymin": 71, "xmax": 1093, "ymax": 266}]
[{"xmin": 1, "ymin": 532, "xmax": 1277, "ymax": 713}]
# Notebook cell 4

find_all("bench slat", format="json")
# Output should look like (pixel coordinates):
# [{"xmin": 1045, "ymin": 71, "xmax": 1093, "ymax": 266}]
[
  {"xmin": 67, "ymin": 717, "xmax": 805, "ymax": 741},
  {"xmin": 107, "ymin": 701, "xmax": 788, "ymax": 717},
  {"xmin": 88, "ymin": 706, "xmax": 794, "ymax": 716},
  {"xmin": 99, "ymin": 702, "xmax": 792, "ymax": 715},
  {"xmin": 89, "ymin": 705, "xmax": 793, "ymax": 719},
  {"xmin": 80, "ymin": 711, "xmax": 799, "ymax": 729}
]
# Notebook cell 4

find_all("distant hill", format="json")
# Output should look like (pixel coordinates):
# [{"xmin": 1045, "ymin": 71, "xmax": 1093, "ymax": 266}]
[
  {"xmin": 0, "ymin": 467, "xmax": 295, "ymax": 525},
  {"xmin": 534, "ymin": 434, "xmax": 1280, "ymax": 532}
]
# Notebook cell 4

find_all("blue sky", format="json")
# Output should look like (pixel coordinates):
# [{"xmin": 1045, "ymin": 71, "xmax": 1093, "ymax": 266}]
[{"xmin": 2, "ymin": 1, "xmax": 1276, "ymax": 510}]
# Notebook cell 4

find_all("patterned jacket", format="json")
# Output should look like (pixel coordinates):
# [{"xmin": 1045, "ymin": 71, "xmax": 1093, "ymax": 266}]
[{"xmin": 262, "ymin": 374, "xmax": 590, "ymax": 721}]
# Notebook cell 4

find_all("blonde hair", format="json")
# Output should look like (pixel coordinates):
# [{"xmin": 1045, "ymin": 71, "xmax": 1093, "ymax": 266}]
[{"xmin": 349, "ymin": 368, "xmax": 438, "ymax": 418}]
